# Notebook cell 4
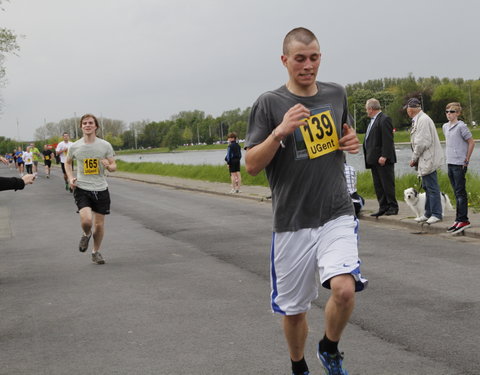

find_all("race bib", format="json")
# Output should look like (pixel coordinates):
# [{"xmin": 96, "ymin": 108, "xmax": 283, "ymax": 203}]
[
  {"xmin": 83, "ymin": 158, "xmax": 100, "ymax": 175},
  {"xmin": 299, "ymin": 110, "xmax": 339, "ymax": 159},
  {"xmin": 45, "ymin": 155, "xmax": 50, "ymax": 160}
]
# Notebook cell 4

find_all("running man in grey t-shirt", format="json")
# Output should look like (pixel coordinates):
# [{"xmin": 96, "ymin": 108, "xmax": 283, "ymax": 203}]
[
  {"xmin": 65, "ymin": 114, "xmax": 116, "ymax": 265},
  {"xmin": 245, "ymin": 27, "xmax": 366, "ymax": 375}
]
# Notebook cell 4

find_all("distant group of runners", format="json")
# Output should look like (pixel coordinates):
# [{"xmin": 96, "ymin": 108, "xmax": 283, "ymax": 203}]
[{"xmin": 6, "ymin": 142, "xmax": 58, "ymax": 179}]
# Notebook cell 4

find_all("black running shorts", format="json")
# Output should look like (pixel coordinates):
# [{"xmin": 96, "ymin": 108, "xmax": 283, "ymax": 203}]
[
  {"xmin": 74, "ymin": 187, "xmax": 111, "ymax": 215},
  {"xmin": 228, "ymin": 160, "xmax": 241, "ymax": 173}
]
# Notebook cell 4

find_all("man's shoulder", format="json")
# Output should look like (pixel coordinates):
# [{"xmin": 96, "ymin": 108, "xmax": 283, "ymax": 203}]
[
  {"xmin": 419, "ymin": 112, "xmax": 433, "ymax": 122},
  {"xmin": 378, "ymin": 111, "xmax": 389, "ymax": 119},
  {"xmin": 72, "ymin": 138, "xmax": 85, "ymax": 147},
  {"xmin": 95, "ymin": 138, "xmax": 113, "ymax": 149},
  {"xmin": 256, "ymin": 85, "xmax": 287, "ymax": 102},
  {"xmin": 317, "ymin": 81, "xmax": 344, "ymax": 91}
]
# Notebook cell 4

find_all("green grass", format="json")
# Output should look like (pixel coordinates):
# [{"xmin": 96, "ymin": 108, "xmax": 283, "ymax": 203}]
[
  {"xmin": 117, "ymin": 160, "xmax": 480, "ymax": 210},
  {"xmin": 116, "ymin": 160, "xmax": 269, "ymax": 186}
]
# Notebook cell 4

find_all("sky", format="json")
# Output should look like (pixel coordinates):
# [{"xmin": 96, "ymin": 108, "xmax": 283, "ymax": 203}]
[{"xmin": 1, "ymin": 0, "xmax": 479, "ymax": 140}]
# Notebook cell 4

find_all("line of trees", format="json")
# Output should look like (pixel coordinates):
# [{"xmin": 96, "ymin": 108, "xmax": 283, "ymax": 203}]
[
  {"xmin": 28, "ymin": 108, "xmax": 250, "ymax": 152},
  {"xmin": 347, "ymin": 75, "xmax": 479, "ymax": 133}
]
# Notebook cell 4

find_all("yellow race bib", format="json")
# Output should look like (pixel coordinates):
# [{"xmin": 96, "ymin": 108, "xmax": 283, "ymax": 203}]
[
  {"xmin": 83, "ymin": 158, "xmax": 100, "ymax": 175},
  {"xmin": 299, "ymin": 110, "xmax": 339, "ymax": 159}
]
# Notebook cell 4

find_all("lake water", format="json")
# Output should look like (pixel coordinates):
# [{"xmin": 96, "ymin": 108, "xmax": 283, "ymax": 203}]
[{"xmin": 117, "ymin": 144, "xmax": 480, "ymax": 176}]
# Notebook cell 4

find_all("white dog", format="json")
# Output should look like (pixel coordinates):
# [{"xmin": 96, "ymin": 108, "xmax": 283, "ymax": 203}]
[{"xmin": 403, "ymin": 187, "xmax": 453, "ymax": 219}]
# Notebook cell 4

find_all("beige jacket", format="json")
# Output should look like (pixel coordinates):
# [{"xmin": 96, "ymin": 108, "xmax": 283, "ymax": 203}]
[{"xmin": 410, "ymin": 111, "xmax": 443, "ymax": 176}]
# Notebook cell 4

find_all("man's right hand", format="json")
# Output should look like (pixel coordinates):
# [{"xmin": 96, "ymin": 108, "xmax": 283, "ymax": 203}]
[
  {"xmin": 275, "ymin": 103, "xmax": 311, "ymax": 138},
  {"xmin": 22, "ymin": 174, "xmax": 35, "ymax": 185}
]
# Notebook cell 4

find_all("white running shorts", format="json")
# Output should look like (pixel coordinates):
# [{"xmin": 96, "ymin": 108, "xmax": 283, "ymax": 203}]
[{"xmin": 270, "ymin": 215, "xmax": 368, "ymax": 315}]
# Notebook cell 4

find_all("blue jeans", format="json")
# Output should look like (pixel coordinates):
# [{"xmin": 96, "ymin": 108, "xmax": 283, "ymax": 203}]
[
  {"xmin": 421, "ymin": 171, "xmax": 442, "ymax": 219},
  {"xmin": 448, "ymin": 164, "xmax": 468, "ymax": 222}
]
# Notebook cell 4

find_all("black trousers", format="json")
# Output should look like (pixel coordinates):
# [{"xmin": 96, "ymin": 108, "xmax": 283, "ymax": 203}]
[{"xmin": 371, "ymin": 163, "xmax": 398, "ymax": 211}]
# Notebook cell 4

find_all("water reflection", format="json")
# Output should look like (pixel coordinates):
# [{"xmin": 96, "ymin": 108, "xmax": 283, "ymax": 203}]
[{"xmin": 117, "ymin": 144, "xmax": 479, "ymax": 176}]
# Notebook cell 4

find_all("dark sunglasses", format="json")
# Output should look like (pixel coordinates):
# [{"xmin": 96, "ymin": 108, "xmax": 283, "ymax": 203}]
[{"xmin": 445, "ymin": 110, "xmax": 457, "ymax": 113}]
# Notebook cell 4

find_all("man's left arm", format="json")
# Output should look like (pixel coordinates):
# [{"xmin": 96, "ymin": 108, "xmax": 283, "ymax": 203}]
[
  {"xmin": 465, "ymin": 137, "xmax": 475, "ymax": 167},
  {"xmin": 411, "ymin": 117, "xmax": 431, "ymax": 162},
  {"xmin": 379, "ymin": 116, "xmax": 395, "ymax": 166},
  {"xmin": 101, "ymin": 157, "xmax": 116, "ymax": 172}
]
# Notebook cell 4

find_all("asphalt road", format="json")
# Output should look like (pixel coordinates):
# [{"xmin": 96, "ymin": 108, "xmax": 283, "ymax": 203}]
[{"xmin": 1, "ymin": 167, "xmax": 479, "ymax": 375}]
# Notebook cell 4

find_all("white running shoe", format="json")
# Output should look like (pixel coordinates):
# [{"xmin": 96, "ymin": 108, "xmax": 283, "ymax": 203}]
[
  {"xmin": 414, "ymin": 215, "xmax": 428, "ymax": 222},
  {"xmin": 426, "ymin": 216, "xmax": 442, "ymax": 224}
]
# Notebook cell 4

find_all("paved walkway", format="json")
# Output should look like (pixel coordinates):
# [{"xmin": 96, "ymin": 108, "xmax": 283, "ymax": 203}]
[{"xmin": 111, "ymin": 171, "xmax": 480, "ymax": 240}]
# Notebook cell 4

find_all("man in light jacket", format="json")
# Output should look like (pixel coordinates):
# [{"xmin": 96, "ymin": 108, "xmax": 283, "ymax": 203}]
[{"xmin": 406, "ymin": 98, "xmax": 443, "ymax": 224}]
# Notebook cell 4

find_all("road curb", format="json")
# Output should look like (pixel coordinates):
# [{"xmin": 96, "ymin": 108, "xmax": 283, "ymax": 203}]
[{"xmin": 110, "ymin": 171, "xmax": 480, "ymax": 241}]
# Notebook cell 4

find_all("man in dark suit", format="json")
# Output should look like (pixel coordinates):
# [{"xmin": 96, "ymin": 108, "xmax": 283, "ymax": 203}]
[{"xmin": 363, "ymin": 98, "xmax": 398, "ymax": 216}]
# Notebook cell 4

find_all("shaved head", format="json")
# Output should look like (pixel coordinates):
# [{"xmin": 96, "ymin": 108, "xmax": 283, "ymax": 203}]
[{"xmin": 283, "ymin": 27, "xmax": 319, "ymax": 55}]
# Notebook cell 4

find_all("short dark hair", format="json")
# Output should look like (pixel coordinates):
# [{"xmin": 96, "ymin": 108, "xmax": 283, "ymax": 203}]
[
  {"xmin": 227, "ymin": 132, "xmax": 237, "ymax": 139},
  {"xmin": 283, "ymin": 27, "xmax": 318, "ymax": 55}
]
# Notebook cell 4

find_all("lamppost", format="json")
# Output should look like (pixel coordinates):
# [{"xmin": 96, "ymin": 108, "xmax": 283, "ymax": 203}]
[
  {"xmin": 468, "ymin": 85, "xmax": 473, "ymax": 125},
  {"xmin": 74, "ymin": 112, "xmax": 78, "ymax": 139},
  {"xmin": 134, "ymin": 127, "xmax": 137, "ymax": 150},
  {"xmin": 353, "ymin": 103, "xmax": 357, "ymax": 131},
  {"xmin": 196, "ymin": 123, "xmax": 200, "ymax": 145}
]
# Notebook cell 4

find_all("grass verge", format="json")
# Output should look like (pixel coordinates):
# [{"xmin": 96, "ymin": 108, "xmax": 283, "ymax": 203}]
[
  {"xmin": 117, "ymin": 160, "xmax": 480, "ymax": 211},
  {"xmin": 116, "ymin": 160, "xmax": 269, "ymax": 186}
]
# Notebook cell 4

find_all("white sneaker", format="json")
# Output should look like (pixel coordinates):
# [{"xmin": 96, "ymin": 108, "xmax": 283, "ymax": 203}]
[
  {"xmin": 414, "ymin": 215, "xmax": 428, "ymax": 222},
  {"xmin": 426, "ymin": 216, "xmax": 442, "ymax": 224}
]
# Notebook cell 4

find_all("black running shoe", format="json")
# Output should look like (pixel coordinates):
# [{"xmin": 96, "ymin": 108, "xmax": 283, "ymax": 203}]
[{"xmin": 79, "ymin": 233, "xmax": 91, "ymax": 252}]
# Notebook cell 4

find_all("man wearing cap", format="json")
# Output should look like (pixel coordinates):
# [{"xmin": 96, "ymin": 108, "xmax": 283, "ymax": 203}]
[{"xmin": 406, "ymin": 98, "xmax": 443, "ymax": 224}]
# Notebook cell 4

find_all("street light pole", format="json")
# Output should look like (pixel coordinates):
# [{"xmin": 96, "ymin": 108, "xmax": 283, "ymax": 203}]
[
  {"xmin": 197, "ymin": 123, "xmax": 200, "ymax": 144},
  {"xmin": 74, "ymin": 112, "xmax": 78, "ymax": 139},
  {"xmin": 468, "ymin": 85, "xmax": 473, "ymax": 125},
  {"xmin": 353, "ymin": 103, "xmax": 357, "ymax": 131}
]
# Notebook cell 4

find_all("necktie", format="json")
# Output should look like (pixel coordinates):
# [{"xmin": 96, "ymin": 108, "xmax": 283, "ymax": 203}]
[{"xmin": 365, "ymin": 118, "xmax": 375, "ymax": 141}]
